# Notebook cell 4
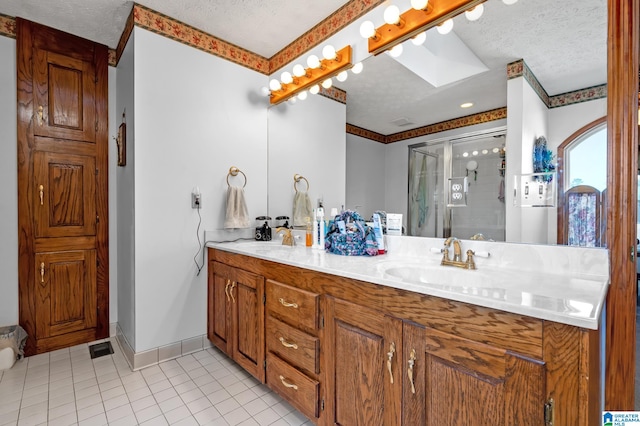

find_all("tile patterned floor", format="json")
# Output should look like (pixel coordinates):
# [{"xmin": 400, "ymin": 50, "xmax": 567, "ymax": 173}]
[{"xmin": 0, "ymin": 338, "xmax": 312, "ymax": 425}]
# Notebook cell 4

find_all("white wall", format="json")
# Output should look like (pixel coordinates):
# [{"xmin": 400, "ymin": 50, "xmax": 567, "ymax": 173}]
[
  {"xmin": 345, "ymin": 134, "xmax": 386, "ymax": 219},
  {"xmin": 0, "ymin": 36, "xmax": 18, "ymax": 327},
  {"xmin": 133, "ymin": 28, "xmax": 268, "ymax": 352},
  {"xmin": 268, "ymin": 95, "xmax": 346, "ymax": 224},
  {"xmin": 505, "ymin": 77, "xmax": 549, "ymax": 243},
  {"xmin": 116, "ymin": 32, "xmax": 136, "ymax": 348}
]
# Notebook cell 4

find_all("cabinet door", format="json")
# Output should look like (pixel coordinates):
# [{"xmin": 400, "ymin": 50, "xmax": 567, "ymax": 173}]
[
  {"xmin": 324, "ymin": 297, "xmax": 402, "ymax": 426},
  {"xmin": 34, "ymin": 250, "xmax": 96, "ymax": 339},
  {"xmin": 33, "ymin": 49, "xmax": 96, "ymax": 143},
  {"xmin": 208, "ymin": 262, "xmax": 233, "ymax": 355},
  {"xmin": 232, "ymin": 268, "xmax": 265, "ymax": 382},
  {"xmin": 417, "ymin": 326, "xmax": 546, "ymax": 426},
  {"xmin": 33, "ymin": 151, "xmax": 96, "ymax": 238}
]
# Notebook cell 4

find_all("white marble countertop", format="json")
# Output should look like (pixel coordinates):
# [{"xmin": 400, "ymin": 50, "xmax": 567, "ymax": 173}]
[{"xmin": 206, "ymin": 233, "xmax": 610, "ymax": 330}]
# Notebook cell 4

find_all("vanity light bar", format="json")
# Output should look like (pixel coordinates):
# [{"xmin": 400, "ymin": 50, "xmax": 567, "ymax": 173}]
[
  {"xmin": 367, "ymin": 0, "xmax": 487, "ymax": 56},
  {"xmin": 270, "ymin": 46, "xmax": 353, "ymax": 105}
]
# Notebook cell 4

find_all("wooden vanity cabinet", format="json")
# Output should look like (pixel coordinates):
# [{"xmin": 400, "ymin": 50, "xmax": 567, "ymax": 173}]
[
  {"xmin": 207, "ymin": 260, "xmax": 265, "ymax": 382},
  {"xmin": 265, "ymin": 280, "xmax": 322, "ymax": 422},
  {"xmin": 402, "ymin": 322, "xmax": 545, "ymax": 425},
  {"xmin": 207, "ymin": 248, "xmax": 600, "ymax": 426}
]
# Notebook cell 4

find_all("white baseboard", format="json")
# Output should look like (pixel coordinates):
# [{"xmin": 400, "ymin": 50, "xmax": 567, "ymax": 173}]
[{"xmin": 114, "ymin": 323, "xmax": 213, "ymax": 371}]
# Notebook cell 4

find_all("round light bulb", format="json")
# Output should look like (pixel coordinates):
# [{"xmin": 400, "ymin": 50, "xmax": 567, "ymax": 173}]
[
  {"xmin": 411, "ymin": 32, "xmax": 427, "ymax": 46},
  {"xmin": 388, "ymin": 44, "xmax": 403, "ymax": 58},
  {"xmin": 309, "ymin": 84, "xmax": 320, "ymax": 95},
  {"xmin": 462, "ymin": 152, "xmax": 469, "ymax": 158},
  {"xmin": 384, "ymin": 5, "xmax": 401, "ymax": 25},
  {"xmin": 307, "ymin": 54, "xmax": 321, "ymax": 69},
  {"xmin": 260, "ymin": 86, "xmax": 270, "ymax": 97},
  {"xmin": 292, "ymin": 64, "xmax": 306, "ymax": 77},
  {"xmin": 465, "ymin": 4, "xmax": 484, "ymax": 21},
  {"xmin": 297, "ymin": 90, "xmax": 308, "ymax": 101},
  {"xmin": 321, "ymin": 78, "xmax": 333, "ymax": 89},
  {"xmin": 492, "ymin": 147, "xmax": 500, "ymax": 153},
  {"xmin": 359, "ymin": 21, "xmax": 376, "ymax": 39},
  {"xmin": 269, "ymin": 79, "xmax": 281, "ymax": 91},
  {"xmin": 336, "ymin": 71, "xmax": 348, "ymax": 82},
  {"xmin": 472, "ymin": 150, "xmax": 479, "ymax": 156},
  {"xmin": 482, "ymin": 149, "xmax": 489, "ymax": 155},
  {"xmin": 322, "ymin": 45, "xmax": 337, "ymax": 60},
  {"xmin": 351, "ymin": 62, "xmax": 363, "ymax": 74},
  {"xmin": 281, "ymin": 71, "xmax": 293, "ymax": 84},
  {"xmin": 437, "ymin": 19, "xmax": 453, "ymax": 35},
  {"xmin": 502, "ymin": 0, "xmax": 518, "ymax": 4},
  {"xmin": 411, "ymin": 0, "xmax": 429, "ymax": 10}
]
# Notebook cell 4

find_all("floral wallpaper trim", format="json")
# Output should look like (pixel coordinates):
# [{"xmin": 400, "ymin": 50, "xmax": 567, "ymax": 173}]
[
  {"xmin": 0, "ymin": 13, "xmax": 16, "ymax": 38},
  {"xmin": 347, "ymin": 107, "xmax": 508, "ymax": 144},
  {"xmin": 269, "ymin": 0, "xmax": 386, "ymax": 74},
  {"xmin": 132, "ymin": 4, "xmax": 269, "ymax": 73},
  {"xmin": 113, "ymin": 4, "xmax": 135, "ymax": 66},
  {"xmin": 346, "ymin": 124, "xmax": 387, "ymax": 144},
  {"xmin": 548, "ymin": 84, "xmax": 607, "ymax": 108},
  {"xmin": 385, "ymin": 107, "xmax": 508, "ymax": 144},
  {"xmin": 320, "ymin": 86, "xmax": 347, "ymax": 104}
]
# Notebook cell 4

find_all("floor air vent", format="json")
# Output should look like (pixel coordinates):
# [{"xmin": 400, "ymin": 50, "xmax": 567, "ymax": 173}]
[{"xmin": 89, "ymin": 341, "xmax": 114, "ymax": 359}]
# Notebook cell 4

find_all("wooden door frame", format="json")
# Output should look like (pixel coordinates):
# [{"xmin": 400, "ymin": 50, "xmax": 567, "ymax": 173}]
[{"xmin": 606, "ymin": 0, "xmax": 638, "ymax": 410}]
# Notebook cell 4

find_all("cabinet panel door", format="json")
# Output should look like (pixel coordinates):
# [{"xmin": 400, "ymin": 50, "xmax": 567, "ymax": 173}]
[
  {"xmin": 232, "ymin": 268, "xmax": 265, "ymax": 382},
  {"xmin": 209, "ymin": 262, "xmax": 232, "ymax": 355},
  {"xmin": 33, "ymin": 150, "xmax": 96, "ymax": 238},
  {"xmin": 325, "ymin": 297, "xmax": 402, "ymax": 426},
  {"xmin": 34, "ymin": 250, "xmax": 96, "ymax": 338},
  {"xmin": 422, "ymin": 327, "xmax": 545, "ymax": 426},
  {"xmin": 33, "ymin": 49, "xmax": 96, "ymax": 143}
]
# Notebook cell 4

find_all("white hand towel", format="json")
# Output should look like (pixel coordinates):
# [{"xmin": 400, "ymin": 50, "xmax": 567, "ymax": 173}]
[
  {"xmin": 293, "ymin": 190, "xmax": 313, "ymax": 227},
  {"xmin": 224, "ymin": 186, "xmax": 250, "ymax": 229}
]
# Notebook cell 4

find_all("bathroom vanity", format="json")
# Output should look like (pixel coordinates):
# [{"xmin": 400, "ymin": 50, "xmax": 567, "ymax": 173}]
[{"xmin": 206, "ymin": 236, "xmax": 608, "ymax": 426}]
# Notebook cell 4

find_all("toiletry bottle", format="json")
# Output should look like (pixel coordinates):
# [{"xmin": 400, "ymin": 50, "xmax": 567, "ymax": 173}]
[
  {"xmin": 305, "ymin": 217, "xmax": 313, "ymax": 247},
  {"xmin": 312, "ymin": 209, "xmax": 319, "ymax": 248},
  {"xmin": 317, "ymin": 208, "xmax": 325, "ymax": 250}
]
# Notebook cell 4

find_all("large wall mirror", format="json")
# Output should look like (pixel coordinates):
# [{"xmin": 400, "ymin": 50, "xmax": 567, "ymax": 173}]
[{"xmin": 268, "ymin": 0, "xmax": 607, "ymax": 246}]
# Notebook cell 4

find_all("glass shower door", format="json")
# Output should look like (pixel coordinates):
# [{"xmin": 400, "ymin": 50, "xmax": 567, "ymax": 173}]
[{"xmin": 408, "ymin": 145, "xmax": 443, "ymax": 237}]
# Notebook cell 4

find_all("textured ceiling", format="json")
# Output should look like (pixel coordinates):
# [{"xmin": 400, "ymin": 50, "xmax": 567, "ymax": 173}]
[{"xmin": 0, "ymin": 0, "xmax": 607, "ymax": 136}]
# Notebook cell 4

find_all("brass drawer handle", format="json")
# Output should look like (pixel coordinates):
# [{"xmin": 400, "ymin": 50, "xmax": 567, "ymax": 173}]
[
  {"xmin": 40, "ymin": 262, "xmax": 45, "ymax": 283},
  {"xmin": 279, "ymin": 337, "xmax": 298, "ymax": 350},
  {"xmin": 387, "ymin": 342, "xmax": 396, "ymax": 384},
  {"xmin": 39, "ymin": 185, "xmax": 44, "ymax": 205},
  {"xmin": 279, "ymin": 375, "xmax": 298, "ymax": 390},
  {"xmin": 407, "ymin": 348, "xmax": 416, "ymax": 394},
  {"xmin": 225, "ymin": 279, "xmax": 231, "ymax": 302},
  {"xmin": 278, "ymin": 297, "xmax": 298, "ymax": 309},
  {"xmin": 230, "ymin": 281, "xmax": 236, "ymax": 303},
  {"xmin": 37, "ymin": 105, "xmax": 44, "ymax": 126}
]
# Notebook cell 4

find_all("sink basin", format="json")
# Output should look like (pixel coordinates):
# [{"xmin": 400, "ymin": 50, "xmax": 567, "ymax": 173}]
[{"xmin": 378, "ymin": 261, "xmax": 511, "ymax": 290}]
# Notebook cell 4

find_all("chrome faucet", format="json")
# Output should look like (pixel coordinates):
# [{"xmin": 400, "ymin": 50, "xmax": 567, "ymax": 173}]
[{"xmin": 441, "ymin": 237, "xmax": 476, "ymax": 270}]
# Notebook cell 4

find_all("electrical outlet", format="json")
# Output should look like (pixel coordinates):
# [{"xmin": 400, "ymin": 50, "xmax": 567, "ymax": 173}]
[{"xmin": 192, "ymin": 191, "xmax": 201, "ymax": 209}]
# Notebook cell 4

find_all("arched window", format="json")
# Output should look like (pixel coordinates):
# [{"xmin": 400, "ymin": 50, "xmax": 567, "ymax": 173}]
[{"xmin": 556, "ymin": 117, "xmax": 607, "ymax": 246}]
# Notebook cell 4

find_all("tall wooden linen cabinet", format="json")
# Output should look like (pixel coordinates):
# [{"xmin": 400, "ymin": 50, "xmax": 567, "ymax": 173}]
[{"xmin": 16, "ymin": 19, "xmax": 109, "ymax": 355}]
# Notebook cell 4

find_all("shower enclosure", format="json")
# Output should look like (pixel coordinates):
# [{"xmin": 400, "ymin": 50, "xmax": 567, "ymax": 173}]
[{"xmin": 408, "ymin": 130, "xmax": 506, "ymax": 241}]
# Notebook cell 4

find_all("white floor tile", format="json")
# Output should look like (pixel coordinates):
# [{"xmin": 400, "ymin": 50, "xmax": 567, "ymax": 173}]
[
  {"xmin": 0, "ymin": 338, "xmax": 309, "ymax": 426},
  {"xmin": 134, "ymin": 403, "xmax": 163, "ymax": 423}
]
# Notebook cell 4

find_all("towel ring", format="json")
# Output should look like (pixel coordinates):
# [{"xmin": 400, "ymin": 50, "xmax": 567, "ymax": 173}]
[
  {"xmin": 227, "ymin": 166, "xmax": 247, "ymax": 188},
  {"xmin": 293, "ymin": 174, "xmax": 309, "ymax": 193}
]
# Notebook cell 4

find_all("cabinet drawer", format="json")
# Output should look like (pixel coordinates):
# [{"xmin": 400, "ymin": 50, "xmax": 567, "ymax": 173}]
[
  {"xmin": 266, "ymin": 280, "xmax": 319, "ymax": 332},
  {"xmin": 267, "ymin": 316, "xmax": 319, "ymax": 375},
  {"xmin": 267, "ymin": 352, "xmax": 319, "ymax": 420}
]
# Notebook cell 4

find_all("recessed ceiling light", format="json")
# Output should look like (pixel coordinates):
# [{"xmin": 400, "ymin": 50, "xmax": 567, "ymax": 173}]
[{"xmin": 460, "ymin": 102, "xmax": 473, "ymax": 108}]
